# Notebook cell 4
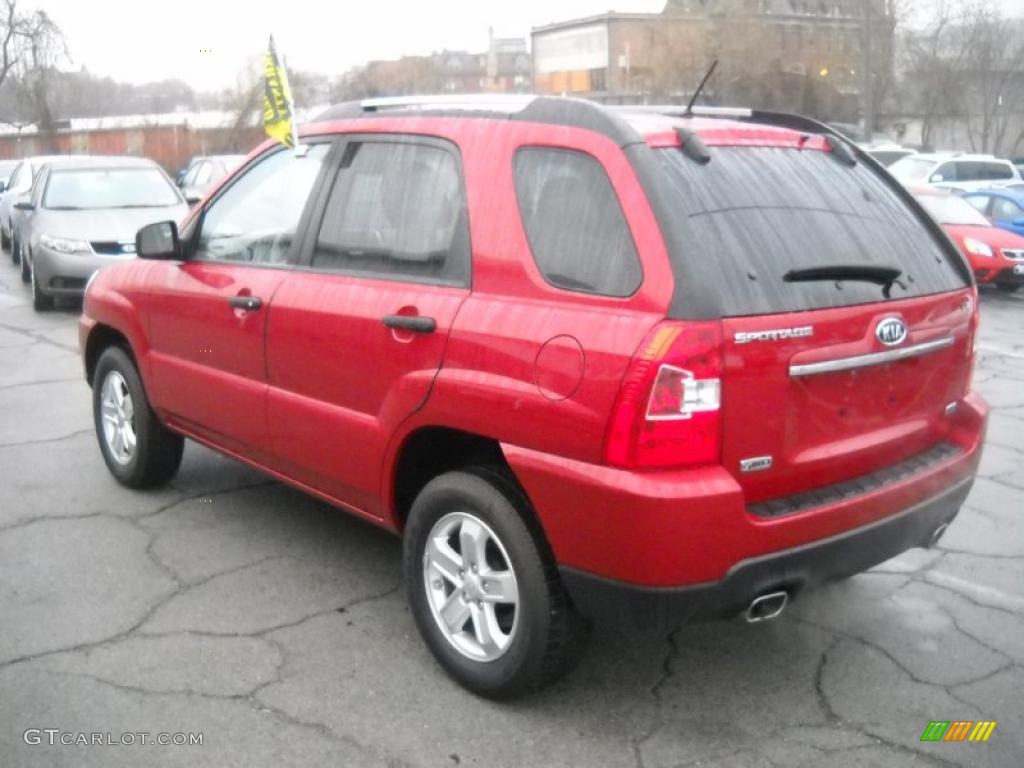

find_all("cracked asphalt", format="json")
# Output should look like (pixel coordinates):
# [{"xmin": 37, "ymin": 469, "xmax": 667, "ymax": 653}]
[{"xmin": 0, "ymin": 260, "xmax": 1021, "ymax": 768}]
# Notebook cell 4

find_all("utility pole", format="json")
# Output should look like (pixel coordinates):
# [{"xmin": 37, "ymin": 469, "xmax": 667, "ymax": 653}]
[{"xmin": 861, "ymin": 0, "xmax": 874, "ymax": 142}]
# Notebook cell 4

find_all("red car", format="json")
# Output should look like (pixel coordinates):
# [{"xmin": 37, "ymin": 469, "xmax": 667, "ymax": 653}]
[
  {"xmin": 80, "ymin": 97, "xmax": 986, "ymax": 697},
  {"xmin": 915, "ymin": 187, "xmax": 1024, "ymax": 292}
]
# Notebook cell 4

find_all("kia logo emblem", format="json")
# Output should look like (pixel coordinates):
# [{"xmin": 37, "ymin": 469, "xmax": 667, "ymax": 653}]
[{"xmin": 876, "ymin": 317, "xmax": 908, "ymax": 346}]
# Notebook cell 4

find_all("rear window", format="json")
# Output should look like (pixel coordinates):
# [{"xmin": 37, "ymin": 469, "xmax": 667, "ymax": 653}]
[
  {"xmin": 916, "ymin": 194, "xmax": 991, "ymax": 227},
  {"xmin": 656, "ymin": 147, "xmax": 969, "ymax": 316}
]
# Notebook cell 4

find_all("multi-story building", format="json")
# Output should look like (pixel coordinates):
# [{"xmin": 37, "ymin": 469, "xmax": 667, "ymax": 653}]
[{"xmin": 532, "ymin": 1, "xmax": 895, "ymax": 123}]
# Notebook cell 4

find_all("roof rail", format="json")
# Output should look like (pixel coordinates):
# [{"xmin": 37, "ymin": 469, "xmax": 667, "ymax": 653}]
[
  {"xmin": 360, "ymin": 94, "xmax": 537, "ymax": 112},
  {"xmin": 315, "ymin": 94, "xmax": 644, "ymax": 147}
]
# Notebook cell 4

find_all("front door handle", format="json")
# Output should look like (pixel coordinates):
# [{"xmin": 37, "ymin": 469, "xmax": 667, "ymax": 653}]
[
  {"xmin": 382, "ymin": 314, "xmax": 436, "ymax": 333},
  {"xmin": 229, "ymin": 295, "xmax": 263, "ymax": 311}
]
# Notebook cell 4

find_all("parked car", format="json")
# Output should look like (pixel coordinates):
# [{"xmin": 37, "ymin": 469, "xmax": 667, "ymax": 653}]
[
  {"xmin": 21, "ymin": 155, "xmax": 188, "ymax": 310},
  {"xmin": 860, "ymin": 142, "xmax": 915, "ymax": 167},
  {"xmin": 889, "ymin": 152, "xmax": 1022, "ymax": 192},
  {"xmin": 914, "ymin": 187, "xmax": 1024, "ymax": 292},
  {"xmin": 80, "ymin": 96, "xmax": 986, "ymax": 698},
  {"xmin": 1, "ymin": 155, "xmax": 67, "ymax": 259},
  {"xmin": 174, "ymin": 156, "xmax": 202, "ymax": 187},
  {"xmin": 962, "ymin": 187, "xmax": 1024, "ymax": 238},
  {"xmin": 0, "ymin": 158, "xmax": 19, "ymax": 192},
  {"xmin": 179, "ymin": 154, "xmax": 246, "ymax": 204}
]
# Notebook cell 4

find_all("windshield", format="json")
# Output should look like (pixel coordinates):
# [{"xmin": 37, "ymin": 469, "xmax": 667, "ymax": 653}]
[
  {"xmin": 655, "ymin": 146, "xmax": 969, "ymax": 316},
  {"xmin": 888, "ymin": 156, "xmax": 934, "ymax": 182},
  {"xmin": 916, "ymin": 194, "xmax": 991, "ymax": 227},
  {"xmin": 43, "ymin": 168, "xmax": 181, "ymax": 210}
]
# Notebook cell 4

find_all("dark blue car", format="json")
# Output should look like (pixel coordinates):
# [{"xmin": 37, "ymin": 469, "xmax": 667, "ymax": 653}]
[{"xmin": 963, "ymin": 188, "xmax": 1024, "ymax": 238}]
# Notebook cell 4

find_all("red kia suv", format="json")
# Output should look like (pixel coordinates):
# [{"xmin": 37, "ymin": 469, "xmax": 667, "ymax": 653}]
[{"xmin": 79, "ymin": 96, "xmax": 987, "ymax": 698}]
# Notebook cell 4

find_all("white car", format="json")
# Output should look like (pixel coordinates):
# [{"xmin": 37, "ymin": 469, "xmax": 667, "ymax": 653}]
[
  {"xmin": 860, "ymin": 142, "xmax": 916, "ymax": 167},
  {"xmin": 1, "ymin": 155, "xmax": 68, "ymax": 261},
  {"xmin": 888, "ymin": 152, "xmax": 1022, "ymax": 193}
]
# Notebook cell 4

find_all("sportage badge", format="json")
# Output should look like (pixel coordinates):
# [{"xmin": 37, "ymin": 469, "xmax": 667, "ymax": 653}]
[{"xmin": 876, "ymin": 317, "xmax": 908, "ymax": 346}]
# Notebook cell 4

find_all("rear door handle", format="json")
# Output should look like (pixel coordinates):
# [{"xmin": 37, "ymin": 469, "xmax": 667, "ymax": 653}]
[
  {"xmin": 382, "ymin": 314, "xmax": 436, "ymax": 333},
  {"xmin": 229, "ymin": 295, "xmax": 263, "ymax": 311}
]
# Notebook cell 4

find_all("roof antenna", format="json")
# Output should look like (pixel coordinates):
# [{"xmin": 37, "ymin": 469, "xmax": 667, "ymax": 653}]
[{"xmin": 684, "ymin": 59, "xmax": 718, "ymax": 117}]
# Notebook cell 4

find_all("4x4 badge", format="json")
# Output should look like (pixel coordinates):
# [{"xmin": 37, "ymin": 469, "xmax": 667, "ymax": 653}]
[
  {"xmin": 876, "ymin": 317, "xmax": 908, "ymax": 346},
  {"xmin": 740, "ymin": 456, "xmax": 773, "ymax": 473}
]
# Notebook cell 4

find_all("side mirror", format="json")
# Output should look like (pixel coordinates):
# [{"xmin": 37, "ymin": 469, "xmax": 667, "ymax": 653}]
[
  {"xmin": 184, "ymin": 189, "xmax": 202, "ymax": 205},
  {"xmin": 136, "ymin": 221, "xmax": 182, "ymax": 260},
  {"xmin": 14, "ymin": 200, "xmax": 34, "ymax": 211}
]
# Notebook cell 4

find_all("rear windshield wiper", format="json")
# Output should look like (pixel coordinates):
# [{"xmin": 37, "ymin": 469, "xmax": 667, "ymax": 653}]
[{"xmin": 784, "ymin": 264, "xmax": 905, "ymax": 298}]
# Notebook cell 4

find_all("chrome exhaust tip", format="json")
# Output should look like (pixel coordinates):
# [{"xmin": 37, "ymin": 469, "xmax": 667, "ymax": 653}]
[
  {"xmin": 745, "ymin": 591, "xmax": 789, "ymax": 623},
  {"xmin": 928, "ymin": 523, "xmax": 949, "ymax": 548}
]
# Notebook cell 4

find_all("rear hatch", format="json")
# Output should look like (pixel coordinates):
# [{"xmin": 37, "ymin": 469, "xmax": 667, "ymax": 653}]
[{"xmin": 654, "ymin": 143, "xmax": 974, "ymax": 502}]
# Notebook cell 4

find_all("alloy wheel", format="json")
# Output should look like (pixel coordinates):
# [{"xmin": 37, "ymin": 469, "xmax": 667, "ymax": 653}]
[
  {"xmin": 99, "ymin": 370, "xmax": 137, "ymax": 465},
  {"xmin": 423, "ymin": 511, "xmax": 520, "ymax": 662}
]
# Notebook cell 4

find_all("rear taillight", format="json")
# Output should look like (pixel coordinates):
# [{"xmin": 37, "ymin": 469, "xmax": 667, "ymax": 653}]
[{"xmin": 604, "ymin": 322, "xmax": 723, "ymax": 469}]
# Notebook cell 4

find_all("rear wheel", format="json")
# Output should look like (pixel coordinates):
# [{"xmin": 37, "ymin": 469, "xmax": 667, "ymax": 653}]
[
  {"xmin": 92, "ymin": 346, "xmax": 183, "ymax": 488},
  {"xmin": 1, "ymin": 227, "xmax": 8, "ymax": 253},
  {"xmin": 10, "ymin": 233, "xmax": 19, "ymax": 265},
  {"xmin": 404, "ymin": 467, "xmax": 588, "ymax": 698}
]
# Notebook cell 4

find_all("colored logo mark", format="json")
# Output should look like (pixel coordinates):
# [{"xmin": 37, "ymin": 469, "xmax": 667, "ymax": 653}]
[{"xmin": 920, "ymin": 721, "xmax": 997, "ymax": 742}]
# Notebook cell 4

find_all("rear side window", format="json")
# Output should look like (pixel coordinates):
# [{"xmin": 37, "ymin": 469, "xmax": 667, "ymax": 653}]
[
  {"xmin": 656, "ymin": 146, "xmax": 969, "ymax": 316},
  {"xmin": 312, "ymin": 140, "xmax": 469, "ymax": 286},
  {"xmin": 514, "ymin": 148, "xmax": 641, "ymax": 297},
  {"xmin": 958, "ymin": 161, "xmax": 1014, "ymax": 181}
]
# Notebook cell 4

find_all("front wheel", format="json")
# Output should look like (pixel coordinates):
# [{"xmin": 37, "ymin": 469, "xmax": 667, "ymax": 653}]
[
  {"xmin": 92, "ymin": 346, "xmax": 184, "ymax": 488},
  {"xmin": 30, "ymin": 258, "xmax": 52, "ymax": 310},
  {"xmin": 404, "ymin": 467, "xmax": 588, "ymax": 698},
  {"xmin": 20, "ymin": 241, "xmax": 31, "ymax": 284},
  {"xmin": 996, "ymin": 283, "xmax": 1021, "ymax": 293}
]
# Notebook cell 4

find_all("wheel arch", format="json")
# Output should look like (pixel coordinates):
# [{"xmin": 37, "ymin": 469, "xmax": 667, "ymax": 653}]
[
  {"xmin": 388, "ymin": 426, "xmax": 542, "ymax": 537},
  {"xmin": 84, "ymin": 324, "xmax": 137, "ymax": 387}
]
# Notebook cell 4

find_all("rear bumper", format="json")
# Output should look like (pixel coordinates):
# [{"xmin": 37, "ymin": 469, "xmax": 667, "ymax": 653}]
[
  {"xmin": 503, "ymin": 392, "xmax": 987, "ymax": 622},
  {"xmin": 560, "ymin": 475, "xmax": 971, "ymax": 627}
]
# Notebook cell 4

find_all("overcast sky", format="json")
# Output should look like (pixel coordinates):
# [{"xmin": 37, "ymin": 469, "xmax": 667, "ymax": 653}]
[
  {"xmin": 39, "ymin": 1, "xmax": 663, "ymax": 92},
  {"xmin": 37, "ymin": 0, "xmax": 1024, "ymax": 92}
]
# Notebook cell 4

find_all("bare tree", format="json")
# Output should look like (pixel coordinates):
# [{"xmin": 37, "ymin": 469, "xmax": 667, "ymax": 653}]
[
  {"xmin": 1, "ymin": 1, "xmax": 66, "ymax": 128},
  {"xmin": 902, "ymin": 0, "xmax": 970, "ymax": 149},
  {"xmin": 958, "ymin": 0, "xmax": 1024, "ymax": 155}
]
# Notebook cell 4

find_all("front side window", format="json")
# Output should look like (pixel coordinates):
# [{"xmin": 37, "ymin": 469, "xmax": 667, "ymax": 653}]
[
  {"xmin": 312, "ymin": 140, "xmax": 469, "ymax": 285},
  {"xmin": 43, "ymin": 168, "xmax": 181, "ymax": 210},
  {"xmin": 992, "ymin": 197, "xmax": 1024, "ymax": 221},
  {"xmin": 513, "ymin": 147, "xmax": 641, "ymax": 297},
  {"xmin": 194, "ymin": 143, "xmax": 330, "ymax": 265}
]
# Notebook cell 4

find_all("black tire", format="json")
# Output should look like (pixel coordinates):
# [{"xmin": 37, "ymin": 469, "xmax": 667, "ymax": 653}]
[
  {"xmin": 30, "ymin": 257, "xmax": 53, "ymax": 311},
  {"xmin": 92, "ymin": 346, "xmax": 184, "ymax": 488},
  {"xmin": 1, "ymin": 227, "xmax": 8, "ymax": 253},
  {"xmin": 20, "ymin": 241, "xmax": 30, "ymax": 284},
  {"xmin": 404, "ymin": 466, "xmax": 588, "ymax": 698},
  {"xmin": 10, "ymin": 233, "xmax": 19, "ymax": 265},
  {"xmin": 996, "ymin": 283, "xmax": 1021, "ymax": 293}
]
